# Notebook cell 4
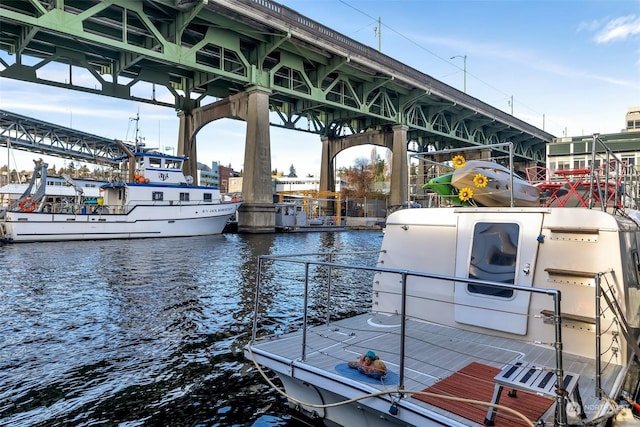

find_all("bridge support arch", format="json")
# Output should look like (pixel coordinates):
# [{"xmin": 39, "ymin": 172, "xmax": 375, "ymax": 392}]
[
  {"xmin": 319, "ymin": 126, "xmax": 408, "ymax": 209},
  {"xmin": 177, "ymin": 87, "xmax": 274, "ymax": 233}
]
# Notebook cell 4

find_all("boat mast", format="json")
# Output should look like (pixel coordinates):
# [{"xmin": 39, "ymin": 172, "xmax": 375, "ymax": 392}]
[
  {"xmin": 131, "ymin": 111, "xmax": 140, "ymax": 153},
  {"xmin": 6, "ymin": 134, "xmax": 9, "ymax": 184}
]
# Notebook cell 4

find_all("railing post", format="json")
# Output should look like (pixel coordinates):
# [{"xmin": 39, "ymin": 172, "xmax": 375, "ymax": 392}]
[
  {"xmin": 326, "ymin": 252, "xmax": 333, "ymax": 325},
  {"xmin": 552, "ymin": 290, "xmax": 568, "ymax": 426},
  {"xmin": 251, "ymin": 257, "xmax": 264, "ymax": 342},
  {"xmin": 508, "ymin": 142, "xmax": 514, "ymax": 207},
  {"xmin": 301, "ymin": 262, "xmax": 310, "ymax": 361},
  {"xmin": 399, "ymin": 272, "xmax": 407, "ymax": 391},
  {"xmin": 595, "ymin": 273, "xmax": 602, "ymax": 396}
]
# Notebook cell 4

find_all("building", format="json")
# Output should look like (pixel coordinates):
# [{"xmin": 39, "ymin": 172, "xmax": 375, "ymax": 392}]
[
  {"xmin": 196, "ymin": 162, "xmax": 216, "ymax": 186},
  {"xmin": 195, "ymin": 161, "xmax": 238, "ymax": 193},
  {"xmin": 218, "ymin": 163, "xmax": 235, "ymax": 194},
  {"xmin": 547, "ymin": 107, "xmax": 640, "ymax": 174},
  {"xmin": 627, "ymin": 106, "xmax": 640, "ymax": 132},
  {"xmin": 226, "ymin": 175, "xmax": 345, "ymax": 199}
]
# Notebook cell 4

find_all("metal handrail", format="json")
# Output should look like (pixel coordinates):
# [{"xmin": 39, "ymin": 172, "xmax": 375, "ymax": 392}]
[
  {"xmin": 588, "ymin": 133, "xmax": 640, "ymax": 212},
  {"xmin": 250, "ymin": 251, "xmax": 571, "ymax": 423}
]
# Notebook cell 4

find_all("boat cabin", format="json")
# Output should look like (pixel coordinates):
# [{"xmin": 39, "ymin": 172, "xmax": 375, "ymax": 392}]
[{"xmin": 118, "ymin": 152, "xmax": 192, "ymax": 185}]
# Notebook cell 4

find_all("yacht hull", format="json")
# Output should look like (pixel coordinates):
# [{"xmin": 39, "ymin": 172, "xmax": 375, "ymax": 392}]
[{"xmin": 1, "ymin": 202, "xmax": 240, "ymax": 242}]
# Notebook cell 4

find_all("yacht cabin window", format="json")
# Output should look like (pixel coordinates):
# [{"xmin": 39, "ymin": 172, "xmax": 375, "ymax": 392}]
[
  {"xmin": 467, "ymin": 222, "xmax": 518, "ymax": 298},
  {"xmin": 149, "ymin": 157, "xmax": 162, "ymax": 169},
  {"xmin": 165, "ymin": 159, "xmax": 182, "ymax": 170},
  {"xmin": 204, "ymin": 193, "xmax": 212, "ymax": 202},
  {"xmin": 180, "ymin": 192, "xmax": 190, "ymax": 202},
  {"xmin": 152, "ymin": 192, "xmax": 163, "ymax": 201}
]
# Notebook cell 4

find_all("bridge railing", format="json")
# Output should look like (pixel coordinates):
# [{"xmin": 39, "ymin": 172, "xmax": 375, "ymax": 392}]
[{"xmin": 238, "ymin": 0, "xmax": 552, "ymax": 141}]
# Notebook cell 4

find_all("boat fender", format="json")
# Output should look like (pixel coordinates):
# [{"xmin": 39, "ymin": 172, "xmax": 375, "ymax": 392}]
[{"xmin": 19, "ymin": 198, "xmax": 37, "ymax": 213}]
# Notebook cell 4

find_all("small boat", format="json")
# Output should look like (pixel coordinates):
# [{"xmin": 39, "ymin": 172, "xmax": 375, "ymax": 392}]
[
  {"xmin": 246, "ymin": 142, "xmax": 640, "ymax": 427},
  {"xmin": 450, "ymin": 160, "xmax": 540, "ymax": 207},
  {"xmin": 422, "ymin": 172, "xmax": 468, "ymax": 206},
  {"xmin": 0, "ymin": 148, "xmax": 241, "ymax": 242}
]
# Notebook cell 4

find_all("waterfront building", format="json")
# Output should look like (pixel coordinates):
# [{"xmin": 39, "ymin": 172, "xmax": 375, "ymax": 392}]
[
  {"xmin": 547, "ymin": 106, "xmax": 640, "ymax": 173},
  {"xmin": 627, "ymin": 106, "xmax": 640, "ymax": 132}
]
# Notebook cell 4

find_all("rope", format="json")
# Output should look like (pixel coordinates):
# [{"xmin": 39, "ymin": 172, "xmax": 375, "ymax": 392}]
[{"xmin": 246, "ymin": 344, "xmax": 535, "ymax": 427}]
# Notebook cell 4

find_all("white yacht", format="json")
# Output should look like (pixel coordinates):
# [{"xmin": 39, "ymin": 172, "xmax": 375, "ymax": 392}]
[
  {"xmin": 246, "ymin": 137, "xmax": 640, "ymax": 427},
  {"xmin": 0, "ymin": 150, "xmax": 241, "ymax": 242}
]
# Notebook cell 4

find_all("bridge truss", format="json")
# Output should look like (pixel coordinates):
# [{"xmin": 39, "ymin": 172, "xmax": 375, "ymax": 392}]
[
  {"xmin": 0, "ymin": 0, "xmax": 553, "ymax": 164},
  {"xmin": 0, "ymin": 109, "xmax": 128, "ymax": 166}
]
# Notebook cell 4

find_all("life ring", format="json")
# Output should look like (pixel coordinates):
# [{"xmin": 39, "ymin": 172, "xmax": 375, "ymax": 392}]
[{"xmin": 19, "ymin": 198, "xmax": 37, "ymax": 212}]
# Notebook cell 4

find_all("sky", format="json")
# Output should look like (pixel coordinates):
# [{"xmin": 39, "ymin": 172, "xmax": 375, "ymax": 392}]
[{"xmin": 1, "ymin": 0, "xmax": 639, "ymax": 177}]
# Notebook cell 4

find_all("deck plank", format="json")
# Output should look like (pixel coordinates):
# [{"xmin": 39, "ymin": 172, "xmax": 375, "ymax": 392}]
[{"xmin": 251, "ymin": 312, "xmax": 620, "ymax": 425}]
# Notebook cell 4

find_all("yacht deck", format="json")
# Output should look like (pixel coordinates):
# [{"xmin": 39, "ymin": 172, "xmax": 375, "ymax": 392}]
[{"xmin": 249, "ymin": 312, "xmax": 619, "ymax": 426}]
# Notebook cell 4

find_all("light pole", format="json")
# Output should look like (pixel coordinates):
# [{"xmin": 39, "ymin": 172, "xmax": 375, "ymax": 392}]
[{"xmin": 450, "ymin": 55, "xmax": 467, "ymax": 93}]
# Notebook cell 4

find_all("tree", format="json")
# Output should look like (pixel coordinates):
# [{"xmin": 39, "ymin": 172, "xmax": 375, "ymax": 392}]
[
  {"xmin": 78, "ymin": 165, "xmax": 90, "ymax": 177},
  {"xmin": 288, "ymin": 164, "xmax": 297, "ymax": 177},
  {"xmin": 341, "ymin": 157, "xmax": 374, "ymax": 198}
]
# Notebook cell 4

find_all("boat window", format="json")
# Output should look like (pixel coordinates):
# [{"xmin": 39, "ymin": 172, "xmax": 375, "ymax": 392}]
[
  {"xmin": 165, "ymin": 159, "xmax": 182, "ymax": 170},
  {"xmin": 204, "ymin": 193, "xmax": 212, "ymax": 202},
  {"xmin": 149, "ymin": 157, "xmax": 162, "ymax": 168},
  {"xmin": 152, "ymin": 192, "xmax": 163, "ymax": 201},
  {"xmin": 467, "ymin": 222, "xmax": 519, "ymax": 298},
  {"xmin": 180, "ymin": 192, "xmax": 190, "ymax": 201}
]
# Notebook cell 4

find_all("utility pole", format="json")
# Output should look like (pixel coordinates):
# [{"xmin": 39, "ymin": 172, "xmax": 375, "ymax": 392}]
[{"xmin": 374, "ymin": 17, "xmax": 381, "ymax": 51}]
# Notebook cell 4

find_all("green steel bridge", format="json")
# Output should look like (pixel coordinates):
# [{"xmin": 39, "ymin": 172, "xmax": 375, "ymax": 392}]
[{"xmin": 0, "ymin": 0, "xmax": 554, "ymax": 231}]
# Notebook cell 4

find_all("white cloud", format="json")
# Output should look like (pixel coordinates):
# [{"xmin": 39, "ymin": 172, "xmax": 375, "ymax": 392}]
[{"xmin": 594, "ymin": 15, "xmax": 640, "ymax": 43}]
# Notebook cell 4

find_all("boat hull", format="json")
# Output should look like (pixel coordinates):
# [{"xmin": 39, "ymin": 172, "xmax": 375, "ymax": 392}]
[{"xmin": 1, "ymin": 202, "xmax": 240, "ymax": 242}]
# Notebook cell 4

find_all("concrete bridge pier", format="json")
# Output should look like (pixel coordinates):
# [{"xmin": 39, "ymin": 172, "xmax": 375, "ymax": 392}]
[
  {"xmin": 178, "ymin": 110, "xmax": 199, "ymax": 182},
  {"xmin": 237, "ymin": 87, "xmax": 275, "ymax": 233},
  {"xmin": 177, "ymin": 87, "xmax": 274, "ymax": 233},
  {"xmin": 389, "ymin": 125, "xmax": 408, "ymax": 207}
]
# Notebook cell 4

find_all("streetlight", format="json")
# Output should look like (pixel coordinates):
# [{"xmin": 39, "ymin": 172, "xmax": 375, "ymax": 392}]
[{"xmin": 450, "ymin": 55, "xmax": 467, "ymax": 93}]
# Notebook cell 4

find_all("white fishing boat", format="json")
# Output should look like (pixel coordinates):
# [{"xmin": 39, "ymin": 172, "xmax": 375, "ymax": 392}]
[
  {"xmin": 246, "ymin": 137, "xmax": 640, "ymax": 427},
  {"xmin": 0, "ymin": 149, "xmax": 241, "ymax": 242}
]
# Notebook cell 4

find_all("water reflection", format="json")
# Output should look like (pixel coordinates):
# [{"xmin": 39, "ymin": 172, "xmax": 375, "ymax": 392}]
[{"xmin": 0, "ymin": 231, "xmax": 382, "ymax": 426}]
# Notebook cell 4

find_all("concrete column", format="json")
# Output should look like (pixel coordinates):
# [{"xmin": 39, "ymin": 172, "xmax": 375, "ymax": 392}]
[
  {"xmin": 237, "ymin": 87, "xmax": 275, "ymax": 233},
  {"xmin": 319, "ymin": 137, "xmax": 333, "ymax": 193},
  {"xmin": 318, "ymin": 137, "xmax": 336, "ymax": 216},
  {"xmin": 177, "ymin": 111, "xmax": 198, "ymax": 181},
  {"xmin": 389, "ymin": 125, "xmax": 408, "ymax": 206}
]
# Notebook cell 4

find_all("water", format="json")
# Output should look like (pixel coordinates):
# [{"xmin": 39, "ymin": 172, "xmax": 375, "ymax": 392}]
[{"xmin": 0, "ymin": 231, "xmax": 383, "ymax": 427}]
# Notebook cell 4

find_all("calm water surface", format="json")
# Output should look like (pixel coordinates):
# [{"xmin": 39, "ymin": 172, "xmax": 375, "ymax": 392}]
[{"xmin": 0, "ymin": 231, "xmax": 383, "ymax": 427}]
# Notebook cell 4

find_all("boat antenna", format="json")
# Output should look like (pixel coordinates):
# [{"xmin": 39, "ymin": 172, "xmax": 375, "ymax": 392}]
[{"xmin": 130, "ymin": 110, "xmax": 140, "ymax": 152}]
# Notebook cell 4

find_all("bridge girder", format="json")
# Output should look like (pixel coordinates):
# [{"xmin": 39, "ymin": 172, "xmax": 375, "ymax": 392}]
[
  {"xmin": 0, "ymin": 109, "xmax": 126, "ymax": 166},
  {"xmin": 0, "ymin": 0, "xmax": 553, "ymax": 164}
]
